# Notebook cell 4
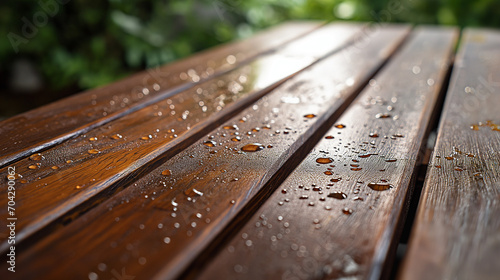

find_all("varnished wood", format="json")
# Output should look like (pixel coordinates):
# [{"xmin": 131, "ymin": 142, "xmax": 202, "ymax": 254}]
[
  {"xmin": 198, "ymin": 27, "xmax": 458, "ymax": 280},
  {"xmin": 1, "ymin": 25, "xmax": 411, "ymax": 280},
  {"xmin": 0, "ymin": 23, "xmax": 365, "ymax": 252},
  {"xmin": 399, "ymin": 28, "xmax": 500, "ymax": 280},
  {"xmin": 0, "ymin": 21, "xmax": 322, "ymax": 168}
]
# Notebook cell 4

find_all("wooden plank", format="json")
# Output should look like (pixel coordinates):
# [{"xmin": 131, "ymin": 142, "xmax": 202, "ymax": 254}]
[
  {"xmin": 197, "ymin": 27, "xmax": 458, "ymax": 280},
  {"xmin": 1, "ymin": 25, "xmax": 411, "ymax": 280},
  {"xmin": 0, "ymin": 21, "xmax": 322, "ymax": 168},
  {"xmin": 0, "ymin": 23, "xmax": 365, "ymax": 252},
  {"xmin": 399, "ymin": 28, "xmax": 500, "ymax": 280}
]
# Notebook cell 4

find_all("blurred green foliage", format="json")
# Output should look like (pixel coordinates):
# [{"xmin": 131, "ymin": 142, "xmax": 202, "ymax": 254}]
[{"xmin": 1, "ymin": 0, "xmax": 499, "ymax": 91}]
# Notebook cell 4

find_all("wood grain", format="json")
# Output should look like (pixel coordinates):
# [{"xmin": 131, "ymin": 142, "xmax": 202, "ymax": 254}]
[
  {"xmin": 0, "ymin": 23, "xmax": 364, "ymax": 252},
  {"xmin": 0, "ymin": 21, "xmax": 322, "ymax": 168},
  {"xmin": 198, "ymin": 27, "xmax": 458, "ymax": 280},
  {"xmin": 1, "ymin": 25, "xmax": 411, "ymax": 280},
  {"xmin": 399, "ymin": 28, "xmax": 500, "ymax": 280}
]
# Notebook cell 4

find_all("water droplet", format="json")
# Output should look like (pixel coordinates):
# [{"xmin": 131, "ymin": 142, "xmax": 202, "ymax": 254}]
[
  {"xmin": 185, "ymin": 188, "xmax": 203, "ymax": 197},
  {"xmin": 267, "ymin": 145, "xmax": 273, "ymax": 148},
  {"xmin": 328, "ymin": 192, "xmax": 347, "ymax": 200},
  {"xmin": 29, "ymin": 153, "xmax": 43, "ymax": 161},
  {"xmin": 231, "ymin": 136, "xmax": 241, "ymax": 142},
  {"xmin": 163, "ymin": 237, "xmax": 171, "ymax": 244},
  {"xmin": 281, "ymin": 189, "xmax": 287, "ymax": 194},
  {"xmin": 28, "ymin": 165, "xmax": 38, "ymax": 170},
  {"xmin": 342, "ymin": 208, "xmax": 353, "ymax": 215},
  {"xmin": 89, "ymin": 137, "xmax": 98, "ymax": 141},
  {"xmin": 358, "ymin": 153, "xmax": 372, "ymax": 158},
  {"xmin": 330, "ymin": 177, "xmax": 342, "ymax": 182},
  {"xmin": 51, "ymin": 166, "xmax": 59, "ymax": 170},
  {"xmin": 385, "ymin": 158, "xmax": 397, "ymax": 162},
  {"xmin": 162, "ymin": 169, "xmax": 172, "ymax": 176},
  {"xmin": 304, "ymin": 114, "xmax": 316, "ymax": 119},
  {"xmin": 367, "ymin": 182, "xmax": 393, "ymax": 191},
  {"xmin": 226, "ymin": 55, "xmax": 236, "ymax": 64},
  {"xmin": 241, "ymin": 143, "xmax": 264, "ymax": 152},
  {"xmin": 66, "ymin": 160, "xmax": 73, "ymax": 163},
  {"xmin": 324, "ymin": 171, "xmax": 333, "ymax": 175},
  {"xmin": 299, "ymin": 195, "xmax": 309, "ymax": 199},
  {"xmin": 316, "ymin": 158, "xmax": 333, "ymax": 164},
  {"xmin": 325, "ymin": 135, "xmax": 334, "ymax": 139},
  {"xmin": 334, "ymin": 124, "xmax": 346, "ymax": 129},
  {"xmin": 141, "ymin": 135, "xmax": 152, "ymax": 140},
  {"xmin": 351, "ymin": 167, "xmax": 362, "ymax": 171},
  {"xmin": 88, "ymin": 272, "xmax": 98, "ymax": 280},
  {"xmin": 473, "ymin": 172, "xmax": 483, "ymax": 178},
  {"xmin": 445, "ymin": 156, "xmax": 454, "ymax": 160},
  {"xmin": 97, "ymin": 263, "xmax": 107, "ymax": 272},
  {"xmin": 203, "ymin": 140, "xmax": 217, "ymax": 147},
  {"xmin": 369, "ymin": 133, "xmax": 379, "ymax": 138},
  {"xmin": 223, "ymin": 125, "xmax": 239, "ymax": 130},
  {"xmin": 375, "ymin": 113, "xmax": 391, "ymax": 119},
  {"xmin": 88, "ymin": 149, "xmax": 100, "ymax": 154},
  {"xmin": 111, "ymin": 134, "xmax": 123, "ymax": 140}
]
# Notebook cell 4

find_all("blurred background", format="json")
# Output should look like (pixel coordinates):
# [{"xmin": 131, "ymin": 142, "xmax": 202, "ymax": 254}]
[{"xmin": 1, "ymin": 0, "xmax": 499, "ymax": 119}]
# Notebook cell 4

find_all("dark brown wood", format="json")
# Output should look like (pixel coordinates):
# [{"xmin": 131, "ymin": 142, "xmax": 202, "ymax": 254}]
[
  {"xmin": 1, "ymin": 25, "xmax": 411, "ymax": 280},
  {"xmin": 0, "ymin": 21, "xmax": 322, "ymax": 168},
  {"xmin": 0, "ymin": 23, "xmax": 365, "ymax": 252},
  {"xmin": 197, "ymin": 27, "xmax": 458, "ymax": 280},
  {"xmin": 399, "ymin": 28, "xmax": 500, "ymax": 280}
]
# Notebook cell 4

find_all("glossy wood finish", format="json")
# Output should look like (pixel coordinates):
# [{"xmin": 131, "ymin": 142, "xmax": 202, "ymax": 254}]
[
  {"xmin": 399, "ymin": 29, "xmax": 500, "ymax": 280},
  {"xmin": 2, "ymin": 26, "xmax": 410, "ymax": 280},
  {"xmin": 198, "ymin": 27, "xmax": 458, "ymax": 280},
  {"xmin": 0, "ymin": 21, "xmax": 321, "ymax": 168},
  {"xmin": 0, "ymin": 23, "xmax": 364, "ymax": 252}
]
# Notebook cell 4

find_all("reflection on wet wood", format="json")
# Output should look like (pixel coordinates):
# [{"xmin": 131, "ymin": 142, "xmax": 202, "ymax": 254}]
[
  {"xmin": 0, "ymin": 23, "xmax": 365, "ymax": 252},
  {"xmin": 0, "ymin": 21, "xmax": 321, "ymax": 168},
  {"xmin": 1, "ymin": 25, "xmax": 409, "ymax": 280}
]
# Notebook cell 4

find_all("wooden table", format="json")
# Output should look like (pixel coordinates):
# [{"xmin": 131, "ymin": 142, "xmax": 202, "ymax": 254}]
[{"xmin": 1, "ymin": 21, "xmax": 499, "ymax": 280}]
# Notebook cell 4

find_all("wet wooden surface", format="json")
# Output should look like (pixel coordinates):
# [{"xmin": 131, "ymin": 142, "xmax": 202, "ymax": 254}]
[
  {"xmin": 0, "ymin": 21, "xmax": 321, "ymax": 168},
  {"xmin": 198, "ymin": 27, "xmax": 457, "ymax": 280},
  {"xmin": 399, "ymin": 28, "xmax": 500, "ymax": 280},
  {"xmin": 0, "ymin": 23, "xmax": 365, "ymax": 253},
  {"xmin": 0, "ymin": 23, "xmax": 498, "ymax": 280},
  {"xmin": 1, "ymin": 24, "xmax": 410, "ymax": 279}
]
